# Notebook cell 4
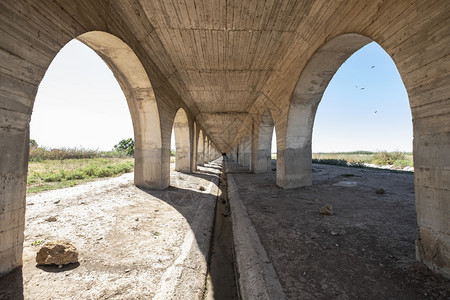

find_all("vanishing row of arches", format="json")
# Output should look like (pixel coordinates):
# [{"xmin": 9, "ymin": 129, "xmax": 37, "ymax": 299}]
[{"xmin": 2, "ymin": 29, "xmax": 448, "ymax": 279}]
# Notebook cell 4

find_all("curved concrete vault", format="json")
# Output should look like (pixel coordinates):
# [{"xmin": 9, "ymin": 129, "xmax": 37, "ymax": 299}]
[{"xmin": 0, "ymin": 0, "xmax": 448, "ymax": 278}]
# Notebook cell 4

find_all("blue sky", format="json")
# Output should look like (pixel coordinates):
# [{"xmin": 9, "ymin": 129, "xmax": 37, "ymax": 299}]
[{"xmin": 31, "ymin": 40, "xmax": 412, "ymax": 152}]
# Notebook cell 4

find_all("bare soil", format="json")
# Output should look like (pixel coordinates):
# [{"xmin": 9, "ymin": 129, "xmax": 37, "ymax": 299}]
[
  {"xmin": 230, "ymin": 163, "xmax": 450, "ymax": 299},
  {"xmin": 0, "ymin": 161, "xmax": 222, "ymax": 300}
]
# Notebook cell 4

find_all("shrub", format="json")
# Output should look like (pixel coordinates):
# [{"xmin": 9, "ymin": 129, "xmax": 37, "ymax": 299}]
[
  {"xmin": 114, "ymin": 138, "xmax": 134, "ymax": 156},
  {"xmin": 372, "ymin": 151, "xmax": 405, "ymax": 165}
]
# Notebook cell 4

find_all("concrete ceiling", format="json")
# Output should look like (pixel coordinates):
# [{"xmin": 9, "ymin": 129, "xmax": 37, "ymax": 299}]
[{"xmin": 127, "ymin": 0, "xmax": 317, "ymax": 151}]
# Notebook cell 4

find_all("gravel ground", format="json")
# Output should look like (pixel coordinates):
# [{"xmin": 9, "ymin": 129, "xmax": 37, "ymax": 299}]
[{"xmin": 0, "ymin": 160, "xmax": 222, "ymax": 300}]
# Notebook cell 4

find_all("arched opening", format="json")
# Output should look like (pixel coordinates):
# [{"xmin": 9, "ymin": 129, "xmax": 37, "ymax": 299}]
[
  {"xmin": 254, "ymin": 109, "xmax": 275, "ymax": 173},
  {"xmin": 172, "ymin": 108, "xmax": 191, "ymax": 173},
  {"xmin": 282, "ymin": 33, "xmax": 445, "ymax": 280},
  {"xmin": 76, "ymin": 31, "xmax": 164, "ymax": 189},
  {"xmin": 312, "ymin": 42, "xmax": 412, "ymax": 154},
  {"xmin": 282, "ymin": 34, "xmax": 373, "ymax": 188}
]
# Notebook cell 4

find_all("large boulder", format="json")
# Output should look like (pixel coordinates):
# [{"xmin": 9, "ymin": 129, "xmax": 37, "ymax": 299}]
[{"xmin": 36, "ymin": 240, "xmax": 79, "ymax": 266}]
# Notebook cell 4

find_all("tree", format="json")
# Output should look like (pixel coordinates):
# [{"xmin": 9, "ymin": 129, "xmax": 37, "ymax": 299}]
[
  {"xmin": 114, "ymin": 138, "xmax": 134, "ymax": 156},
  {"xmin": 30, "ymin": 139, "xmax": 38, "ymax": 148}
]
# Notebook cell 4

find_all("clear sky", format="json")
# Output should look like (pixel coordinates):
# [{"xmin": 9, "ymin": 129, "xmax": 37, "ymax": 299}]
[{"xmin": 31, "ymin": 39, "xmax": 412, "ymax": 153}]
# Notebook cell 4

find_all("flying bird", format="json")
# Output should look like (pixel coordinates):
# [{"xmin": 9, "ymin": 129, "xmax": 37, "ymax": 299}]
[
  {"xmin": 360, "ymin": 87, "xmax": 365, "ymax": 90},
  {"xmin": 371, "ymin": 66, "xmax": 375, "ymax": 69}
]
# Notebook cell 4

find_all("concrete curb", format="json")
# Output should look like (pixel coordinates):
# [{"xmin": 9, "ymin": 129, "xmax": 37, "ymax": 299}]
[{"xmin": 226, "ymin": 160, "xmax": 286, "ymax": 299}]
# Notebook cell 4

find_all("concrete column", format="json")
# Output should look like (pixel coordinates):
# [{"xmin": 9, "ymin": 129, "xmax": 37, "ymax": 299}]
[
  {"xmin": 0, "ymin": 124, "xmax": 28, "ymax": 276},
  {"xmin": 197, "ymin": 131, "xmax": 204, "ymax": 166},
  {"xmin": 254, "ymin": 110, "xmax": 274, "ymax": 173},
  {"xmin": 412, "ymin": 103, "xmax": 450, "ymax": 278},
  {"xmin": 192, "ymin": 123, "xmax": 198, "ymax": 171},
  {"xmin": 243, "ymin": 135, "xmax": 251, "ymax": 169},
  {"xmin": 238, "ymin": 141, "xmax": 245, "ymax": 165},
  {"xmin": 276, "ymin": 101, "xmax": 317, "ymax": 188}
]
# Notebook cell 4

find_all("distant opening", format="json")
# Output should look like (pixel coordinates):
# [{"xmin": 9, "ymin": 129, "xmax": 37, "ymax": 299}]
[
  {"xmin": 271, "ymin": 127, "xmax": 277, "ymax": 160},
  {"xmin": 172, "ymin": 108, "xmax": 191, "ymax": 172},
  {"xmin": 312, "ymin": 42, "xmax": 413, "ymax": 169}
]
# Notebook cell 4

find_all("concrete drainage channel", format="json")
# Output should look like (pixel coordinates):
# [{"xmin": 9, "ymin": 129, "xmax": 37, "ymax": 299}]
[
  {"xmin": 204, "ymin": 160, "xmax": 239, "ymax": 299},
  {"xmin": 204, "ymin": 158, "xmax": 285, "ymax": 299}
]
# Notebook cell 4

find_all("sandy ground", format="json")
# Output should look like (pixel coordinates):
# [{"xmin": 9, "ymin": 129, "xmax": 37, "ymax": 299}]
[
  {"xmin": 228, "ymin": 161, "xmax": 450, "ymax": 299},
  {"xmin": 0, "ymin": 160, "xmax": 222, "ymax": 300}
]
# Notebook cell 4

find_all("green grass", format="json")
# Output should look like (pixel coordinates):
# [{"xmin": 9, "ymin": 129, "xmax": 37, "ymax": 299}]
[
  {"xmin": 29, "ymin": 146, "xmax": 131, "ymax": 161},
  {"xmin": 27, "ymin": 157, "xmax": 134, "ymax": 194},
  {"xmin": 312, "ymin": 151, "xmax": 413, "ymax": 169},
  {"xmin": 270, "ymin": 151, "xmax": 413, "ymax": 169}
]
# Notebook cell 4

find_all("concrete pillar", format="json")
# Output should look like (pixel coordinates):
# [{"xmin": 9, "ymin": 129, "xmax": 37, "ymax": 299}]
[
  {"xmin": 243, "ymin": 135, "xmax": 251, "ymax": 169},
  {"xmin": 254, "ymin": 110, "xmax": 274, "ymax": 173},
  {"xmin": 192, "ymin": 123, "xmax": 198, "ymax": 171},
  {"xmin": 277, "ymin": 101, "xmax": 317, "ymax": 188},
  {"xmin": 238, "ymin": 141, "xmax": 245, "ymax": 165},
  {"xmin": 197, "ymin": 130, "xmax": 204, "ymax": 166},
  {"xmin": 0, "ymin": 124, "xmax": 29, "ymax": 276}
]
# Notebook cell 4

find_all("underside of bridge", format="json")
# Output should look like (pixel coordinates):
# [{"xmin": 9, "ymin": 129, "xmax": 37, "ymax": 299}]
[{"xmin": 0, "ymin": 0, "xmax": 449, "ymax": 281}]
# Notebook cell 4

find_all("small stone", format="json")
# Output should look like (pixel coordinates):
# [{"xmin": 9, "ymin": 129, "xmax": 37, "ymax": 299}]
[
  {"xmin": 124, "ymin": 269, "xmax": 131, "ymax": 273},
  {"xmin": 375, "ymin": 188, "xmax": 385, "ymax": 194},
  {"xmin": 45, "ymin": 216, "xmax": 57, "ymax": 222},
  {"xmin": 53, "ymin": 200, "xmax": 60, "ymax": 204},
  {"xmin": 331, "ymin": 231, "xmax": 339, "ymax": 236},
  {"xmin": 199, "ymin": 186, "xmax": 206, "ymax": 191},
  {"xmin": 320, "ymin": 204, "xmax": 333, "ymax": 215},
  {"xmin": 36, "ymin": 240, "xmax": 78, "ymax": 266}
]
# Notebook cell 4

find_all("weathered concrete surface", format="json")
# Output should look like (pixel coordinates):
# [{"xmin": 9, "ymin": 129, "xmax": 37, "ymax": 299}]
[
  {"xmin": 227, "ymin": 160, "xmax": 450, "ymax": 298},
  {"xmin": 0, "ymin": 160, "xmax": 222, "ymax": 299},
  {"xmin": 0, "ymin": 0, "xmax": 449, "ymax": 278},
  {"xmin": 226, "ymin": 161, "xmax": 286, "ymax": 299}
]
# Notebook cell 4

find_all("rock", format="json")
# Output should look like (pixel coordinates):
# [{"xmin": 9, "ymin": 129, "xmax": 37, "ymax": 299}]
[
  {"xmin": 45, "ymin": 216, "xmax": 57, "ymax": 222},
  {"xmin": 36, "ymin": 240, "xmax": 79, "ymax": 266},
  {"xmin": 320, "ymin": 204, "xmax": 334, "ymax": 215},
  {"xmin": 331, "ymin": 231, "xmax": 339, "ymax": 236},
  {"xmin": 375, "ymin": 188, "xmax": 385, "ymax": 194}
]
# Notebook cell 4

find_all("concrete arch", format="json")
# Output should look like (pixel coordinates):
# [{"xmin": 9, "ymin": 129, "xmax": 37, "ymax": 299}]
[
  {"xmin": 173, "ymin": 108, "xmax": 191, "ymax": 173},
  {"xmin": 254, "ymin": 109, "xmax": 275, "ymax": 173},
  {"xmin": 77, "ymin": 32, "xmax": 165, "ymax": 189},
  {"xmin": 0, "ymin": 31, "xmax": 167, "ymax": 276},
  {"xmin": 281, "ymin": 32, "xmax": 450, "ymax": 277},
  {"xmin": 280, "ymin": 34, "xmax": 372, "ymax": 188}
]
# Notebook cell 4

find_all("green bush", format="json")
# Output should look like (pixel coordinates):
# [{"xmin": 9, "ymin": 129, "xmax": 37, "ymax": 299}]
[
  {"xmin": 372, "ymin": 151, "xmax": 405, "ymax": 165},
  {"xmin": 114, "ymin": 138, "xmax": 134, "ymax": 156}
]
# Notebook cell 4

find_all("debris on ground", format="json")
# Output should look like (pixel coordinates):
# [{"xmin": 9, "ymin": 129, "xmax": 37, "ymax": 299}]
[
  {"xmin": 36, "ymin": 240, "xmax": 79, "ymax": 266},
  {"xmin": 320, "ymin": 204, "xmax": 334, "ymax": 215},
  {"xmin": 45, "ymin": 216, "xmax": 57, "ymax": 222},
  {"xmin": 375, "ymin": 188, "xmax": 385, "ymax": 194}
]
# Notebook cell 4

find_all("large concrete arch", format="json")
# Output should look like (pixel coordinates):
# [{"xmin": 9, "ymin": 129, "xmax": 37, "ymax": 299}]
[
  {"xmin": 282, "ymin": 33, "xmax": 450, "ymax": 278},
  {"xmin": 0, "ymin": 31, "xmax": 166, "ymax": 275},
  {"xmin": 173, "ymin": 108, "xmax": 191, "ymax": 173},
  {"xmin": 254, "ymin": 109, "xmax": 275, "ymax": 173},
  {"xmin": 279, "ymin": 34, "xmax": 372, "ymax": 188},
  {"xmin": 77, "ymin": 32, "xmax": 165, "ymax": 190}
]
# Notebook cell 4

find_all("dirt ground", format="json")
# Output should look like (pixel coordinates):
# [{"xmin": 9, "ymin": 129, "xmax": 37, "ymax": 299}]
[
  {"xmin": 0, "ymin": 161, "xmax": 222, "ymax": 300},
  {"xmin": 229, "ymin": 162, "xmax": 450, "ymax": 299}
]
